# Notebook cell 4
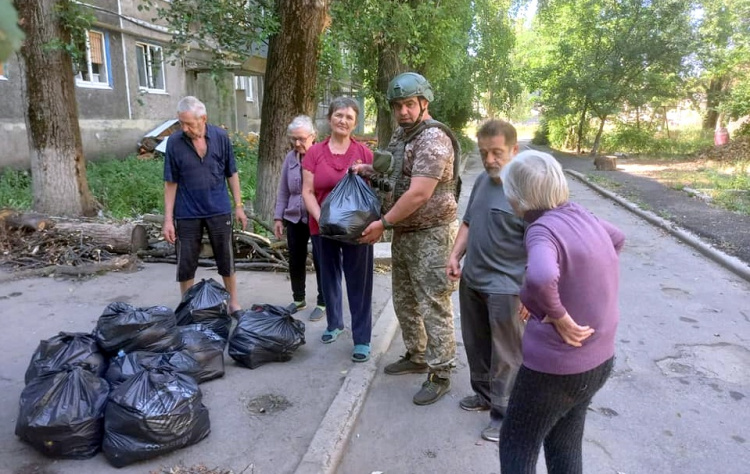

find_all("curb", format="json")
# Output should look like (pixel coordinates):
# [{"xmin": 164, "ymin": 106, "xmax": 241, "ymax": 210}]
[
  {"xmin": 565, "ymin": 169, "xmax": 750, "ymax": 283},
  {"xmin": 293, "ymin": 298, "xmax": 399, "ymax": 474}
]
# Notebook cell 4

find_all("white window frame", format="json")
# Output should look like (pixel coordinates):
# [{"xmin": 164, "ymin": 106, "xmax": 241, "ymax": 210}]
[
  {"xmin": 234, "ymin": 76, "xmax": 255, "ymax": 102},
  {"xmin": 135, "ymin": 42, "xmax": 166, "ymax": 92},
  {"xmin": 75, "ymin": 30, "xmax": 110, "ymax": 89}
]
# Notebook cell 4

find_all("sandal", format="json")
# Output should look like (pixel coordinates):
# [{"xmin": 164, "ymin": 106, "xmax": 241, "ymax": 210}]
[
  {"xmin": 321, "ymin": 328, "xmax": 343, "ymax": 344},
  {"xmin": 352, "ymin": 344, "xmax": 371, "ymax": 362}
]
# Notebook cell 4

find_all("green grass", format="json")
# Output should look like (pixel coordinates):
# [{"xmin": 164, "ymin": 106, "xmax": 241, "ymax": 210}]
[
  {"xmin": 0, "ymin": 169, "xmax": 32, "ymax": 209},
  {"xmin": 0, "ymin": 134, "xmax": 259, "ymax": 219},
  {"xmin": 658, "ymin": 161, "xmax": 750, "ymax": 215}
]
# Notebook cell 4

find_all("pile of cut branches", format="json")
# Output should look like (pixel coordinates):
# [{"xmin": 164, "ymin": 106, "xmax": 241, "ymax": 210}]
[
  {"xmin": 0, "ymin": 210, "xmax": 141, "ymax": 281},
  {"xmin": 137, "ymin": 213, "xmax": 292, "ymax": 272},
  {"xmin": 696, "ymin": 136, "xmax": 750, "ymax": 162}
]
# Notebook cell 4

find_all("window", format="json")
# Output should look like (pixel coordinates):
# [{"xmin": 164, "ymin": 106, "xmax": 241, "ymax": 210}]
[
  {"xmin": 75, "ymin": 30, "xmax": 110, "ymax": 87},
  {"xmin": 136, "ymin": 43, "xmax": 166, "ymax": 91},
  {"xmin": 234, "ymin": 76, "xmax": 255, "ymax": 102}
]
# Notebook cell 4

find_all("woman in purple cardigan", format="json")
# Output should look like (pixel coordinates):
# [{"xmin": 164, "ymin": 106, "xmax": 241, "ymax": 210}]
[
  {"xmin": 274, "ymin": 115, "xmax": 325, "ymax": 321},
  {"xmin": 498, "ymin": 150, "xmax": 625, "ymax": 474}
]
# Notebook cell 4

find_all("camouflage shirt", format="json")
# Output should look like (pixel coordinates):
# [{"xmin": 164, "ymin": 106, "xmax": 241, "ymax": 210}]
[{"xmin": 392, "ymin": 125, "xmax": 458, "ymax": 231}]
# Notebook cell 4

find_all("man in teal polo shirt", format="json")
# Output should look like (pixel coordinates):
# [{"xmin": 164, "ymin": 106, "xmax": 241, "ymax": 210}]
[{"xmin": 163, "ymin": 96, "xmax": 247, "ymax": 312}]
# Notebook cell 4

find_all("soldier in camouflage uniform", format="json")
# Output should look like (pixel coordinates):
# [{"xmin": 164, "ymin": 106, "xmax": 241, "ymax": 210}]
[{"xmin": 355, "ymin": 72, "xmax": 460, "ymax": 405}]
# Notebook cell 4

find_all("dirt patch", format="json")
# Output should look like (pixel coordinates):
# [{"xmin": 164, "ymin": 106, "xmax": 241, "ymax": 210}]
[{"xmin": 242, "ymin": 393, "xmax": 292, "ymax": 415}]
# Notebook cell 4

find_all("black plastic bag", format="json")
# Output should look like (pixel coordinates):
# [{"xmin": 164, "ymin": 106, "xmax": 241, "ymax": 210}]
[
  {"xmin": 172, "ymin": 324, "xmax": 225, "ymax": 382},
  {"xmin": 104, "ymin": 350, "xmax": 203, "ymax": 387},
  {"xmin": 102, "ymin": 367, "xmax": 211, "ymax": 468},
  {"xmin": 228, "ymin": 304, "xmax": 306, "ymax": 369},
  {"xmin": 94, "ymin": 302, "xmax": 178, "ymax": 355},
  {"xmin": 319, "ymin": 171, "xmax": 381, "ymax": 243},
  {"xmin": 174, "ymin": 279, "xmax": 232, "ymax": 340},
  {"xmin": 25, "ymin": 332, "xmax": 107, "ymax": 384},
  {"xmin": 16, "ymin": 366, "xmax": 109, "ymax": 459}
]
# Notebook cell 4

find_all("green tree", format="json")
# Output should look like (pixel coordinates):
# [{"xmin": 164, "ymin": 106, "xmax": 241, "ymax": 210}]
[
  {"xmin": 523, "ymin": 0, "xmax": 693, "ymax": 153},
  {"xmin": 471, "ymin": 0, "xmax": 520, "ymax": 118},
  {"xmin": 690, "ymin": 0, "xmax": 750, "ymax": 129},
  {"xmin": 330, "ymin": 0, "xmax": 475, "ymax": 145},
  {"xmin": 0, "ymin": 0, "xmax": 24, "ymax": 61}
]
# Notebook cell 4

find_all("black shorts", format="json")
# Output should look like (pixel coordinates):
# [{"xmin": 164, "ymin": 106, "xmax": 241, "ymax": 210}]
[{"xmin": 175, "ymin": 214, "xmax": 234, "ymax": 281}]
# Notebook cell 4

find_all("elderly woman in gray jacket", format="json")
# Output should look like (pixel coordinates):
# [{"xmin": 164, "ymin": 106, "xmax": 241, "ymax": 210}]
[{"xmin": 274, "ymin": 115, "xmax": 325, "ymax": 321}]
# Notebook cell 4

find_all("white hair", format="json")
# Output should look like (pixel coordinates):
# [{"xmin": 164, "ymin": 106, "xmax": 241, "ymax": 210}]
[
  {"xmin": 287, "ymin": 115, "xmax": 316, "ymax": 136},
  {"xmin": 501, "ymin": 150, "xmax": 569, "ymax": 214},
  {"xmin": 177, "ymin": 96, "xmax": 207, "ymax": 118}
]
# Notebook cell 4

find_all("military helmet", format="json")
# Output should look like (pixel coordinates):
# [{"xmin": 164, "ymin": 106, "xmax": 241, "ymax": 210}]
[{"xmin": 386, "ymin": 72, "xmax": 434, "ymax": 103}]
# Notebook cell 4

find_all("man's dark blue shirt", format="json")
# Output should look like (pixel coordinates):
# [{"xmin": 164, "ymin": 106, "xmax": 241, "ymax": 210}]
[{"xmin": 164, "ymin": 124, "xmax": 238, "ymax": 219}]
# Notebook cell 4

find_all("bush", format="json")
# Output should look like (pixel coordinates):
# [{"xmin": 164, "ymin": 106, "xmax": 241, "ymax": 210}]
[
  {"xmin": 455, "ymin": 132, "xmax": 476, "ymax": 156},
  {"xmin": 531, "ymin": 119, "xmax": 550, "ymax": 146},
  {"xmin": 599, "ymin": 124, "xmax": 713, "ymax": 156},
  {"xmin": 231, "ymin": 132, "xmax": 259, "ymax": 203},
  {"xmin": 0, "ymin": 135, "xmax": 260, "ymax": 218},
  {"xmin": 0, "ymin": 169, "xmax": 32, "ymax": 209},
  {"xmin": 87, "ymin": 156, "xmax": 165, "ymax": 217}
]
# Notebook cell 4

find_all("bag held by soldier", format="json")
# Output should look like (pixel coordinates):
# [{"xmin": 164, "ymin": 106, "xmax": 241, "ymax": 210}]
[{"xmin": 318, "ymin": 171, "xmax": 381, "ymax": 243}]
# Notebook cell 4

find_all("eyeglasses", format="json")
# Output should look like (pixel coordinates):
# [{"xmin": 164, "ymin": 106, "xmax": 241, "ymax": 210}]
[{"xmin": 289, "ymin": 134, "xmax": 313, "ymax": 144}]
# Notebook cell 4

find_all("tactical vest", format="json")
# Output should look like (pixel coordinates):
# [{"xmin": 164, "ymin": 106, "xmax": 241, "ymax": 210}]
[{"xmin": 381, "ymin": 119, "xmax": 462, "ymax": 213}]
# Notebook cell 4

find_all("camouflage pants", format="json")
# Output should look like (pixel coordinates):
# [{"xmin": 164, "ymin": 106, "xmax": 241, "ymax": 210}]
[{"xmin": 391, "ymin": 220, "xmax": 459, "ymax": 378}]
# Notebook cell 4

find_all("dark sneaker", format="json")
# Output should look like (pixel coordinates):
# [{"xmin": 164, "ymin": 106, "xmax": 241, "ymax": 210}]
[
  {"xmin": 413, "ymin": 374, "xmax": 451, "ymax": 406},
  {"xmin": 286, "ymin": 301, "xmax": 307, "ymax": 313},
  {"xmin": 384, "ymin": 353, "xmax": 429, "ymax": 375},
  {"xmin": 481, "ymin": 418, "xmax": 502, "ymax": 442},
  {"xmin": 309, "ymin": 306, "xmax": 325, "ymax": 322},
  {"xmin": 459, "ymin": 394, "xmax": 490, "ymax": 412}
]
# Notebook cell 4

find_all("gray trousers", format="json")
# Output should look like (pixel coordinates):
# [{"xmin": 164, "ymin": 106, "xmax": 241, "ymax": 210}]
[{"xmin": 459, "ymin": 280, "xmax": 524, "ymax": 421}]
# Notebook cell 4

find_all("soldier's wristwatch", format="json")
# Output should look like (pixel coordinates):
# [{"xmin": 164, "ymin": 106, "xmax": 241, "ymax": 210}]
[{"xmin": 381, "ymin": 216, "xmax": 394, "ymax": 230}]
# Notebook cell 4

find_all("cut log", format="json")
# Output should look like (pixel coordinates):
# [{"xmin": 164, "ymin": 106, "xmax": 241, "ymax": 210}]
[
  {"xmin": 0, "ymin": 211, "xmax": 53, "ymax": 231},
  {"xmin": 54, "ymin": 222, "xmax": 149, "ymax": 253},
  {"xmin": 0, "ymin": 255, "xmax": 138, "ymax": 283},
  {"xmin": 594, "ymin": 155, "xmax": 617, "ymax": 171}
]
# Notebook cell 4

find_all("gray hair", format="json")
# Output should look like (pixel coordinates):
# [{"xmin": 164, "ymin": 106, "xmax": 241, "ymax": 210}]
[
  {"xmin": 327, "ymin": 96, "xmax": 360, "ymax": 121},
  {"xmin": 501, "ymin": 150, "xmax": 569, "ymax": 214},
  {"xmin": 287, "ymin": 115, "xmax": 316, "ymax": 136},
  {"xmin": 177, "ymin": 96, "xmax": 207, "ymax": 118}
]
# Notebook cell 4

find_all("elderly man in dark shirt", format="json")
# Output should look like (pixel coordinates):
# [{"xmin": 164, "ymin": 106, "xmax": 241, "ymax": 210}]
[{"xmin": 163, "ymin": 96, "xmax": 247, "ymax": 312}]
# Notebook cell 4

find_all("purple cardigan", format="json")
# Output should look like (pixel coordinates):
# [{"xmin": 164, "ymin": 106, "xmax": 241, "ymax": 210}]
[
  {"xmin": 520, "ymin": 202, "xmax": 625, "ymax": 375},
  {"xmin": 274, "ymin": 150, "xmax": 308, "ymax": 224}
]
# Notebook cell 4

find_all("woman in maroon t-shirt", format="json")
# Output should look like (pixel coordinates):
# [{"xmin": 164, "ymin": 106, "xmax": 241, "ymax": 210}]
[{"xmin": 302, "ymin": 97, "xmax": 375, "ymax": 363}]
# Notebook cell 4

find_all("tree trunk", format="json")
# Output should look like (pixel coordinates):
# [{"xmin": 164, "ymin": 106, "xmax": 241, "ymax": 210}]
[
  {"xmin": 576, "ymin": 100, "xmax": 589, "ymax": 154},
  {"xmin": 15, "ymin": 0, "xmax": 96, "ymax": 217},
  {"xmin": 590, "ymin": 115, "xmax": 607, "ymax": 156},
  {"xmin": 376, "ymin": 42, "xmax": 406, "ymax": 149},
  {"xmin": 636, "ymin": 106, "xmax": 641, "ymax": 130},
  {"xmin": 253, "ymin": 0, "xmax": 330, "ymax": 224},
  {"xmin": 702, "ymin": 76, "xmax": 729, "ymax": 131},
  {"xmin": 54, "ymin": 222, "xmax": 149, "ymax": 254}
]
